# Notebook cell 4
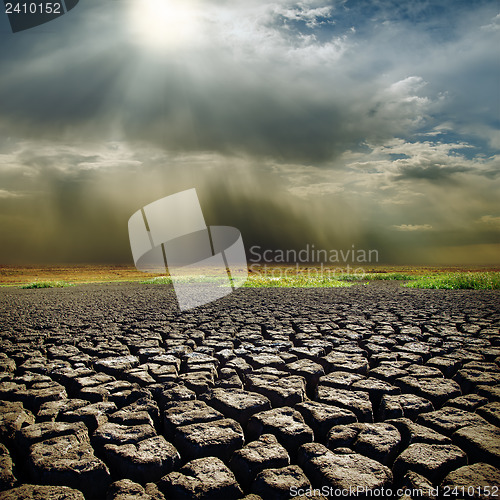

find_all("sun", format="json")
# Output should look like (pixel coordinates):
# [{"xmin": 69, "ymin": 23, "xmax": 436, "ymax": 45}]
[{"xmin": 129, "ymin": 0, "xmax": 200, "ymax": 50}]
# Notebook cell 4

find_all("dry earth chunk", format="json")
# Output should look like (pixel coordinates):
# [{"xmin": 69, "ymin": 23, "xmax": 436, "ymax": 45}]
[
  {"xmin": 327, "ymin": 423, "xmax": 401, "ymax": 465},
  {"xmin": 316, "ymin": 386, "xmax": 373, "ymax": 422},
  {"xmin": 200, "ymin": 388, "xmax": 271, "ymax": 425},
  {"xmin": 94, "ymin": 356, "xmax": 140, "ymax": 377},
  {"xmin": 158, "ymin": 457, "xmax": 242, "ymax": 499},
  {"xmin": 174, "ymin": 418, "xmax": 244, "ymax": 462},
  {"xmin": 441, "ymin": 463, "xmax": 500, "ymax": 500},
  {"xmin": 93, "ymin": 423, "xmax": 156, "ymax": 450},
  {"xmin": 416, "ymin": 407, "xmax": 489, "ymax": 436},
  {"xmin": 0, "ymin": 401, "xmax": 35, "ymax": 442},
  {"xmin": 453, "ymin": 369, "xmax": 500, "ymax": 393},
  {"xmin": 444, "ymin": 394, "xmax": 488, "ymax": 411},
  {"xmin": 393, "ymin": 443, "xmax": 467, "ymax": 484},
  {"xmin": 163, "ymin": 400, "xmax": 223, "ymax": 438},
  {"xmin": 378, "ymin": 394, "xmax": 434, "ymax": 421},
  {"xmin": 318, "ymin": 371, "xmax": 365, "ymax": 389},
  {"xmin": 245, "ymin": 374, "xmax": 306, "ymax": 407},
  {"xmin": 0, "ymin": 443, "xmax": 16, "ymax": 491},
  {"xmin": 295, "ymin": 401, "xmax": 357, "ymax": 440},
  {"xmin": 386, "ymin": 418, "xmax": 451, "ymax": 448},
  {"xmin": 106, "ymin": 479, "xmax": 166, "ymax": 500},
  {"xmin": 475, "ymin": 401, "xmax": 500, "ymax": 427},
  {"xmin": 230, "ymin": 434, "xmax": 289, "ymax": 488},
  {"xmin": 28, "ymin": 434, "xmax": 111, "ymax": 499},
  {"xmin": 0, "ymin": 484, "xmax": 85, "ymax": 499},
  {"xmin": 104, "ymin": 435, "xmax": 179, "ymax": 483},
  {"xmin": 321, "ymin": 353, "xmax": 368, "ymax": 374},
  {"xmin": 399, "ymin": 471, "xmax": 437, "ymax": 500},
  {"xmin": 395, "ymin": 377, "xmax": 461, "ymax": 408},
  {"xmin": 251, "ymin": 465, "xmax": 311, "ymax": 500},
  {"xmin": 247, "ymin": 407, "xmax": 314, "ymax": 455},
  {"xmin": 17, "ymin": 421, "xmax": 90, "ymax": 451},
  {"xmin": 37, "ymin": 399, "xmax": 89, "ymax": 422},
  {"xmin": 452, "ymin": 424, "xmax": 500, "ymax": 465},
  {"xmin": 298, "ymin": 442, "xmax": 393, "ymax": 495}
]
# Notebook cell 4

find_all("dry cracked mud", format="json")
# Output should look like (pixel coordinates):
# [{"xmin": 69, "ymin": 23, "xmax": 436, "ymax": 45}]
[{"xmin": 0, "ymin": 281, "xmax": 499, "ymax": 499}]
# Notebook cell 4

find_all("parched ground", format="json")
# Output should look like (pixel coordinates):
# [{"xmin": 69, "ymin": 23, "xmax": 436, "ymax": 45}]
[{"xmin": 0, "ymin": 282, "xmax": 499, "ymax": 499}]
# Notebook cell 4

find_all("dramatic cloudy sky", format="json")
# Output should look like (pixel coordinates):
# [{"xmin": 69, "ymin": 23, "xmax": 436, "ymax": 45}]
[{"xmin": 0, "ymin": 0, "xmax": 499, "ymax": 265}]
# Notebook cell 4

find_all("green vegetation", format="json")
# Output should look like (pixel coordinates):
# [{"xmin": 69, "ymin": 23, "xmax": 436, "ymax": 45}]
[
  {"xmin": 139, "ymin": 270, "xmax": 500, "ymax": 289},
  {"xmin": 242, "ymin": 270, "xmax": 500, "ymax": 289},
  {"xmin": 363, "ymin": 272, "xmax": 416, "ymax": 281},
  {"xmin": 243, "ymin": 274, "xmax": 352, "ymax": 288},
  {"xmin": 141, "ymin": 276, "xmax": 173, "ymax": 285},
  {"xmin": 334, "ymin": 273, "xmax": 367, "ymax": 282},
  {"xmin": 20, "ymin": 281, "xmax": 73, "ymax": 289},
  {"xmin": 333, "ymin": 272, "xmax": 416, "ymax": 282},
  {"xmin": 11, "ymin": 268, "xmax": 499, "ymax": 290},
  {"xmin": 404, "ymin": 272, "xmax": 500, "ymax": 290},
  {"xmin": 141, "ymin": 275, "xmax": 229, "ymax": 285},
  {"xmin": 142, "ymin": 274, "xmax": 352, "ymax": 287}
]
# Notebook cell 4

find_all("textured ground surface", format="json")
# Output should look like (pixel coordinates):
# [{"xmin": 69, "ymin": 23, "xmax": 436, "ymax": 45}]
[{"xmin": 0, "ymin": 282, "xmax": 499, "ymax": 499}]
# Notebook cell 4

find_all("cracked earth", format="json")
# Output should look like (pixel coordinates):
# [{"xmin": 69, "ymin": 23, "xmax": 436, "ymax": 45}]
[{"xmin": 0, "ymin": 282, "xmax": 499, "ymax": 499}]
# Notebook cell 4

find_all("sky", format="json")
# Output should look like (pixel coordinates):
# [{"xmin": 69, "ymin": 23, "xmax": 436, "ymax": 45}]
[{"xmin": 0, "ymin": 0, "xmax": 499, "ymax": 266}]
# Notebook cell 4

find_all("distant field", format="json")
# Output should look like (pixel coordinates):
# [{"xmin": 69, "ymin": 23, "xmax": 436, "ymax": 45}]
[
  {"xmin": 1, "ymin": 264, "xmax": 499, "ymax": 289},
  {"xmin": 0, "ymin": 265, "xmax": 163, "ymax": 286}
]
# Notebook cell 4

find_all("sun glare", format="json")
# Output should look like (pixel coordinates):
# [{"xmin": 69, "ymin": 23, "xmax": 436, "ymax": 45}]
[{"xmin": 129, "ymin": 0, "xmax": 200, "ymax": 49}]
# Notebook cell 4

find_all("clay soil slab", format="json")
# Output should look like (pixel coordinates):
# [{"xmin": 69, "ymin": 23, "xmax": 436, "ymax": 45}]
[
  {"xmin": 378, "ymin": 393, "xmax": 434, "ymax": 421},
  {"xmin": 327, "ymin": 423, "xmax": 401, "ymax": 465},
  {"xmin": 395, "ymin": 377, "xmax": 462, "ymax": 408},
  {"xmin": 105, "ymin": 479, "xmax": 165, "ymax": 500},
  {"xmin": 476, "ymin": 401, "xmax": 500, "ymax": 427},
  {"xmin": 0, "ymin": 484, "xmax": 85, "ymax": 499},
  {"xmin": 200, "ymin": 388, "xmax": 271, "ymax": 425},
  {"xmin": 417, "ymin": 407, "xmax": 490, "ymax": 436},
  {"xmin": 386, "ymin": 418, "xmax": 451, "ymax": 448},
  {"xmin": 316, "ymin": 386, "xmax": 373, "ymax": 422},
  {"xmin": 441, "ymin": 463, "xmax": 500, "ymax": 500},
  {"xmin": 247, "ymin": 407, "xmax": 313, "ymax": 455},
  {"xmin": 230, "ymin": 434, "xmax": 290, "ymax": 488},
  {"xmin": 452, "ymin": 424, "xmax": 500, "ymax": 465},
  {"xmin": 28, "ymin": 434, "xmax": 110, "ymax": 499},
  {"xmin": 295, "ymin": 400, "xmax": 357, "ymax": 440},
  {"xmin": 17, "ymin": 421, "xmax": 90, "ymax": 451},
  {"xmin": 0, "ymin": 443, "xmax": 15, "ymax": 490},
  {"xmin": 104, "ymin": 435, "xmax": 180, "ymax": 483},
  {"xmin": 158, "ymin": 457, "xmax": 242, "ymax": 499},
  {"xmin": 393, "ymin": 443, "xmax": 467, "ymax": 484},
  {"xmin": 298, "ymin": 442, "xmax": 393, "ymax": 496},
  {"xmin": 245, "ymin": 374, "xmax": 306, "ymax": 408},
  {"xmin": 0, "ymin": 401, "xmax": 35, "ymax": 442},
  {"xmin": 251, "ymin": 465, "xmax": 311, "ymax": 500},
  {"xmin": 174, "ymin": 418, "xmax": 244, "ymax": 462},
  {"xmin": 163, "ymin": 400, "xmax": 223, "ymax": 438},
  {"xmin": 92, "ymin": 423, "xmax": 156, "ymax": 449}
]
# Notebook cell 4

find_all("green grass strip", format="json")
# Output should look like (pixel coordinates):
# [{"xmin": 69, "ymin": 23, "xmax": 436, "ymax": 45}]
[
  {"xmin": 404, "ymin": 272, "xmax": 500, "ymax": 290},
  {"xmin": 363, "ymin": 272, "xmax": 417, "ymax": 281},
  {"xmin": 20, "ymin": 281, "xmax": 74, "ymax": 289},
  {"xmin": 243, "ymin": 275, "xmax": 353, "ymax": 288}
]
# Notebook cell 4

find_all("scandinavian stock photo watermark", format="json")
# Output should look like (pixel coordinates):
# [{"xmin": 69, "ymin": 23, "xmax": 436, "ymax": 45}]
[
  {"xmin": 248, "ymin": 243, "xmax": 379, "ymax": 279},
  {"xmin": 128, "ymin": 189, "xmax": 247, "ymax": 311}
]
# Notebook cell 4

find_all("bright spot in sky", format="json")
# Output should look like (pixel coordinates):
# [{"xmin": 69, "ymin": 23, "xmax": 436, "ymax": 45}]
[{"xmin": 129, "ymin": 0, "xmax": 200, "ymax": 50}]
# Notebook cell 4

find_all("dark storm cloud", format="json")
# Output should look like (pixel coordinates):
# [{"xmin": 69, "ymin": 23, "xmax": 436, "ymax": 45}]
[
  {"xmin": 4, "ymin": 0, "xmax": 493, "ymax": 160},
  {"xmin": 393, "ymin": 167, "xmax": 461, "ymax": 182},
  {"xmin": 393, "ymin": 161, "xmax": 473, "ymax": 182}
]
